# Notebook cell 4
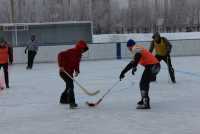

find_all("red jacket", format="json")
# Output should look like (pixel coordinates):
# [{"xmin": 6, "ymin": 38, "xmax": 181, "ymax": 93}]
[
  {"xmin": 0, "ymin": 42, "xmax": 13, "ymax": 64},
  {"xmin": 57, "ymin": 41, "xmax": 88, "ymax": 77},
  {"xmin": 131, "ymin": 45, "xmax": 159, "ymax": 66}
]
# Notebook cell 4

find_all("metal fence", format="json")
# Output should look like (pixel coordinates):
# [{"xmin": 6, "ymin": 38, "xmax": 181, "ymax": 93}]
[{"xmin": 0, "ymin": 21, "xmax": 93, "ymax": 47}]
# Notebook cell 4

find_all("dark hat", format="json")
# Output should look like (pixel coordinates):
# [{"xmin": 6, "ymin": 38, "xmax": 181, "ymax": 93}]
[
  {"xmin": 152, "ymin": 32, "xmax": 160, "ymax": 39},
  {"xmin": 127, "ymin": 39, "xmax": 136, "ymax": 47}
]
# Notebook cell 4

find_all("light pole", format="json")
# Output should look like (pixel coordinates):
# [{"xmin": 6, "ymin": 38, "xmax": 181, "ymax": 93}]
[
  {"xmin": 10, "ymin": 0, "xmax": 15, "ymax": 23},
  {"xmin": 10, "ymin": 0, "xmax": 18, "ymax": 46}
]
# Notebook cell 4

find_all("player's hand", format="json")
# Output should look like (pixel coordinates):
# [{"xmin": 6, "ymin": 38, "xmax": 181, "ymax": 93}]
[
  {"xmin": 59, "ymin": 67, "xmax": 65, "ymax": 72},
  {"xmin": 119, "ymin": 72, "xmax": 125, "ymax": 81},
  {"xmin": 74, "ymin": 71, "xmax": 79, "ymax": 77},
  {"xmin": 9, "ymin": 61, "xmax": 13, "ymax": 65},
  {"xmin": 132, "ymin": 67, "xmax": 137, "ymax": 75}
]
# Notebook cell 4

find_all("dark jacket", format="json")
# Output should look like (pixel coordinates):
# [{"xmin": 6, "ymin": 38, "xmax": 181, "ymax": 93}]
[{"xmin": 149, "ymin": 37, "xmax": 172, "ymax": 56}]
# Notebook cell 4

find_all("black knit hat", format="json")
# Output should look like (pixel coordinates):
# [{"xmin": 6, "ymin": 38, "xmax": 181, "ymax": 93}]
[{"xmin": 152, "ymin": 32, "xmax": 160, "ymax": 39}]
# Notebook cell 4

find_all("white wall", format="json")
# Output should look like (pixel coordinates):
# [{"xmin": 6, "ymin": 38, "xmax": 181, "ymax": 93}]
[
  {"xmin": 13, "ymin": 31, "xmax": 200, "ymax": 63},
  {"xmin": 122, "ymin": 39, "xmax": 200, "ymax": 58},
  {"xmin": 13, "ymin": 38, "xmax": 200, "ymax": 64},
  {"xmin": 93, "ymin": 32, "xmax": 200, "ymax": 42},
  {"xmin": 13, "ymin": 43, "xmax": 116, "ymax": 63},
  {"xmin": 13, "ymin": 45, "xmax": 72, "ymax": 64}
]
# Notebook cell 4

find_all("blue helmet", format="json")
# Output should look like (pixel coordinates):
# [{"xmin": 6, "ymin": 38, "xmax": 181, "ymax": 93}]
[{"xmin": 127, "ymin": 39, "xmax": 136, "ymax": 47}]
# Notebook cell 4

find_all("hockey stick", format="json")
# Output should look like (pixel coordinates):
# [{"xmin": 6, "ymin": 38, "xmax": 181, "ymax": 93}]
[
  {"xmin": 0, "ymin": 70, "xmax": 5, "ymax": 90},
  {"xmin": 62, "ymin": 70, "xmax": 100, "ymax": 96},
  {"xmin": 0, "ymin": 78, "xmax": 4, "ymax": 90},
  {"xmin": 166, "ymin": 55, "xmax": 176, "ymax": 83},
  {"xmin": 166, "ymin": 56, "xmax": 171, "ymax": 83},
  {"xmin": 86, "ymin": 80, "xmax": 120, "ymax": 107}
]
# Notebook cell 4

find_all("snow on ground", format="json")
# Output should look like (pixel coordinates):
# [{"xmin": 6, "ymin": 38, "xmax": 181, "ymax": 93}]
[{"xmin": 0, "ymin": 56, "xmax": 200, "ymax": 134}]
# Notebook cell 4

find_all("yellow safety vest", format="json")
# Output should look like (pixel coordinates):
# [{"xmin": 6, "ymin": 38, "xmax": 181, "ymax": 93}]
[{"xmin": 154, "ymin": 38, "xmax": 168, "ymax": 56}]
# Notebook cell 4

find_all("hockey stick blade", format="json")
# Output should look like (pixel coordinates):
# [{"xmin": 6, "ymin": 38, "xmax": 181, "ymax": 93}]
[
  {"xmin": 85, "ymin": 89, "xmax": 100, "ymax": 96},
  {"xmin": 86, "ymin": 80, "xmax": 120, "ymax": 107},
  {"xmin": 86, "ymin": 98, "xmax": 103, "ymax": 107},
  {"xmin": 62, "ymin": 70, "xmax": 100, "ymax": 96}
]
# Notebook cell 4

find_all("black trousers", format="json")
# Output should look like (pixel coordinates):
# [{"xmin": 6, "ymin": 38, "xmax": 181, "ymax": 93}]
[
  {"xmin": 140, "ymin": 63, "xmax": 160, "ymax": 99},
  {"xmin": 0, "ymin": 63, "xmax": 9, "ymax": 88},
  {"xmin": 59, "ymin": 71, "xmax": 75, "ymax": 104},
  {"xmin": 27, "ymin": 51, "xmax": 37, "ymax": 69},
  {"xmin": 155, "ymin": 55, "xmax": 176, "ymax": 83}
]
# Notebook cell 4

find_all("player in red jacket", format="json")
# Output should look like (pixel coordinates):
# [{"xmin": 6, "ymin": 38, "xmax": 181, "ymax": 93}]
[
  {"xmin": 0, "ymin": 37, "xmax": 13, "ymax": 89},
  {"xmin": 58, "ymin": 40, "xmax": 88, "ymax": 109}
]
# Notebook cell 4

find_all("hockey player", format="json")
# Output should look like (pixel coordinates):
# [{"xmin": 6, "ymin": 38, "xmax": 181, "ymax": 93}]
[
  {"xmin": 119, "ymin": 39, "xmax": 160, "ymax": 109},
  {"xmin": 25, "ymin": 35, "xmax": 39, "ymax": 69},
  {"xmin": 57, "ymin": 40, "xmax": 88, "ymax": 109},
  {"xmin": 0, "ymin": 37, "xmax": 13, "ymax": 88},
  {"xmin": 149, "ymin": 32, "xmax": 176, "ymax": 83}
]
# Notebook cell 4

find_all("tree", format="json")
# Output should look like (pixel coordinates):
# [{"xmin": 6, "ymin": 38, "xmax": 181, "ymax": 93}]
[
  {"xmin": 91, "ymin": 0, "xmax": 111, "ymax": 34},
  {"xmin": 1, "ymin": 0, "xmax": 200, "ymax": 33},
  {"xmin": 0, "ymin": 0, "xmax": 10, "ymax": 23}
]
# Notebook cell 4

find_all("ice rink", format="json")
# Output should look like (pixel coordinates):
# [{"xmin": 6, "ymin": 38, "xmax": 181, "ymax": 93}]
[{"xmin": 0, "ymin": 56, "xmax": 200, "ymax": 134}]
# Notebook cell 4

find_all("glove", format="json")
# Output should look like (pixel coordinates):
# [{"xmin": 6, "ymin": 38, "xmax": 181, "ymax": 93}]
[
  {"xmin": 9, "ymin": 61, "xmax": 13, "ymax": 65},
  {"xmin": 74, "ymin": 71, "xmax": 79, "ymax": 77},
  {"xmin": 59, "ymin": 67, "xmax": 65, "ymax": 72},
  {"xmin": 132, "ymin": 67, "xmax": 137, "ymax": 75},
  {"xmin": 166, "ymin": 50, "xmax": 170, "ymax": 55},
  {"xmin": 167, "ymin": 46, "xmax": 171, "ymax": 55},
  {"xmin": 119, "ymin": 72, "xmax": 125, "ymax": 81}
]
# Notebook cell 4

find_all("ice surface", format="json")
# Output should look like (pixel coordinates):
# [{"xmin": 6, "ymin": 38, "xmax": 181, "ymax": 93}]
[{"xmin": 0, "ymin": 56, "xmax": 200, "ymax": 134}]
